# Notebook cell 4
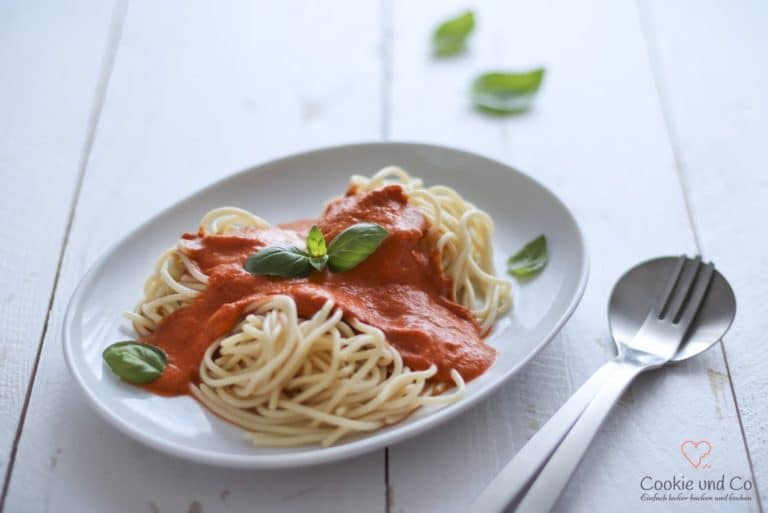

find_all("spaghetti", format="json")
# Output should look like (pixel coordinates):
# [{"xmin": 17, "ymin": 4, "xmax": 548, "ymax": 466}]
[{"xmin": 124, "ymin": 168, "xmax": 511, "ymax": 446}]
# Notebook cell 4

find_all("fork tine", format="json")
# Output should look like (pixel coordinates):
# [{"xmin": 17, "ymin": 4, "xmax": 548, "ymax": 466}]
[
  {"xmin": 676, "ymin": 262, "xmax": 715, "ymax": 328},
  {"xmin": 664, "ymin": 255, "xmax": 702, "ymax": 320},
  {"xmin": 654, "ymin": 256, "xmax": 687, "ymax": 318}
]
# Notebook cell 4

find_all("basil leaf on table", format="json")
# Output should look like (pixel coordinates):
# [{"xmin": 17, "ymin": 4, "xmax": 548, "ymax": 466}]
[
  {"xmin": 103, "ymin": 341, "xmax": 167, "ymax": 385},
  {"xmin": 471, "ymin": 68, "xmax": 545, "ymax": 114},
  {"xmin": 327, "ymin": 223, "xmax": 389, "ymax": 272},
  {"xmin": 244, "ymin": 245, "xmax": 312, "ymax": 277},
  {"xmin": 507, "ymin": 235, "xmax": 548, "ymax": 277},
  {"xmin": 306, "ymin": 225, "xmax": 327, "ymax": 258},
  {"xmin": 433, "ymin": 10, "xmax": 475, "ymax": 56}
]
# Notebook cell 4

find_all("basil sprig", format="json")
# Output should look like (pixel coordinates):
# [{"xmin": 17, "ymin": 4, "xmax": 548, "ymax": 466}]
[
  {"xmin": 471, "ymin": 68, "xmax": 545, "ymax": 114},
  {"xmin": 327, "ymin": 223, "xmax": 389, "ymax": 272},
  {"xmin": 244, "ymin": 223, "xmax": 388, "ymax": 278},
  {"xmin": 507, "ymin": 234, "xmax": 548, "ymax": 278},
  {"xmin": 244, "ymin": 245, "xmax": 315, "ymax": 277},
  {"xmin": 103, "ymin": 341, "xmax": 167, "ymax": 384},
  {"xmin": 306, "ymin": 225, "xmax": 326, "ymax": 257},
  {"xmin": 305, "ymin": 225, "xmax": 330, "ymax": 271},
  {"xmin": 433, "ymin": 10, "xmax": 475, "ymax": 56}
]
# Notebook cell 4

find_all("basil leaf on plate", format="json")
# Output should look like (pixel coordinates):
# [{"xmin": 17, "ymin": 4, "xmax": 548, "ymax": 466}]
[
  {"xmin": 471, "ymin": 68, "xmax": 545, "ymax": 114},
  {"xmin": 327, "ymin": 223, "xmax": 389, "ymax": 272},
  {"xmin": 507, "ymin": 235, "xmax": 548, "ymax": 277},
  {"xmin": 306, "ymin": 225, "xmax": 327, "ymax": 258},
  {"xmin": 103, "ymin": 341, "xmax": 167, "ymax": 385},
  {"xmin": 309, "ymin": 254, "xmax": 329, "ymax": 272},
  {"xmin": 433, "ymin": 10, "xmax": 475, "ymax": 56},
  {"xmin": 244, "ymin": 245, "xmax": 311, "ymax": 277},
  {"xmin": 507, "ymin": 235, "xmax": 548, "ymax": 278}
]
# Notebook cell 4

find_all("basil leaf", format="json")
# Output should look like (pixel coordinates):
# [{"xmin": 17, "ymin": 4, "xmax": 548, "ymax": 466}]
[
  {"xmin": 306, "ymin": 225, "xmax": 327, "ymax": 257},
  {"xmin": 433, "ymin": 10, "xmax": 475, "ymax": 56},
  {"xmin": 244, "ymin": 245, "xmax": 311, "ymax": 277},
  {"xmin": 309, "ymin": 254, "xmax": 329, "ymax": 272},
  {"xmin": 103, "ymin": 341, "xmax": 167, "ymax": 385},
  {"xmin": 471, "ymin": 68, "xmax": 545, "ymax": 114},
  {"xmin": 507, "ymin": 235, "xmax": 548, "ymax": 277},
  {"xmin": 327, "ymin": 223, "xmax": 389, "ymax": 272}
]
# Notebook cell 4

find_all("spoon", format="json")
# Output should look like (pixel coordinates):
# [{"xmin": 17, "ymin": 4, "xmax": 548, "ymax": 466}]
[{"xmin": 471, "ymin": 255, "xmax": 736, "ymax": 513}]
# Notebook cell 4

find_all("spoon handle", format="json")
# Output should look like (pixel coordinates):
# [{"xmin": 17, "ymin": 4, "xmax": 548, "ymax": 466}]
[
  {"xmin": 512, "ymin": 360, "xmax": 645, "ymax": 513},
  {"xmin": 469, "ymin": 359, "xmax": 622, "ymax": 513}
]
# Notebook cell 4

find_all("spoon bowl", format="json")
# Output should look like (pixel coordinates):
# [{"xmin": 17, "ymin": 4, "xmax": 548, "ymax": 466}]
[{"xmin": 608, "ymin": 256, "xmax": 736, "ymax": 362}]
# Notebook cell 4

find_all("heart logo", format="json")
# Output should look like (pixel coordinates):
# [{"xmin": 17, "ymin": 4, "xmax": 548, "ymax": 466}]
[{"xmin": 680, "ymin": 440, "xmax": 712, "ymax": 469}]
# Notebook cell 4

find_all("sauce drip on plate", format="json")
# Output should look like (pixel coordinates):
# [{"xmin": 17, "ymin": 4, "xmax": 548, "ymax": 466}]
[{"xmin": 142, "ymin": 185, "xmax": 495, "ymax": 396}]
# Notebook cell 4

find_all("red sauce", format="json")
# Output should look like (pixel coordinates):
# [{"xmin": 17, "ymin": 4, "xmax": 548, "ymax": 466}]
[{"xmin": 142, "ymin": 185, "xmax": 495, "ymax": 396}]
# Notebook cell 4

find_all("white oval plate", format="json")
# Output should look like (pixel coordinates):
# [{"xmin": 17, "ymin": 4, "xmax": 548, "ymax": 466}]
[{"xmin": 63, "ymin": 142, "xmax": 588, "ymax": 468}]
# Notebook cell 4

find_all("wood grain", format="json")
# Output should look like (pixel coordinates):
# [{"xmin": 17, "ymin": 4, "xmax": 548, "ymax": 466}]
[
  {"xmin": 386, "ymin": 0, "xmax": 758, "ymax": 511},
  {"xmin": 639, "ymin": 0, "xmax": 768, "ymax": 505},
  {"xmin": 1, "ymin": 0, "xmax": 764, "ymax": 512},
  {"xmin": 0, "ymin": 0, "xmax": 119, "ymax": 483},
  {"xmin": 2, "ymin": 1, "xmax": 386, "ymax": 512}
]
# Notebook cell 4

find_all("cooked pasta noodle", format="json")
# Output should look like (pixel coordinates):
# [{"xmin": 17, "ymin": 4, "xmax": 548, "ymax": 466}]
[
  {"xmin": 350, "ymin": 167, "xmax": 512, "ymax": 332},
  {"xmin": 124, "ymin": 169, "xmax": 510, "ymax": 446},
  {"xmin": 192, "ymin": 295, "xmax": 462, "ymax": 446}
]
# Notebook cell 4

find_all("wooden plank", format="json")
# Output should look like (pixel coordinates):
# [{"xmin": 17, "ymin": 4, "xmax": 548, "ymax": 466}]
[
  {"xmin": 0, "ymin": 0, "xmax": 118, "ymax": 482},
  {"xmin": 386, "ymin": 0, "xmax": 759, "ymax": 512},
  {"xmin": 2, "ymin": 1, "xmax": 386, "ymax": 512},
  {"xmin": 639, "ymin": 0, "xmax": 768, "ymax": 505}
]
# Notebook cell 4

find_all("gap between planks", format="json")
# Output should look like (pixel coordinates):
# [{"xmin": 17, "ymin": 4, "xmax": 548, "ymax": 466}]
[
  {"xmin": 0, "ymin": 1, "xmax": 130, "ymax": 510},
  {"xmin": 381, "ymin": 0, "xmax": 394, "ymax": 511},
  {"xmin": 634, "ymin": 1, "xmax": 765, "ymax": 510}
]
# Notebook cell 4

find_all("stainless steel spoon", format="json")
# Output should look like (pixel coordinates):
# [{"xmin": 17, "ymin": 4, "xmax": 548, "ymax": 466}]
[{"xmin": 471, "ymin": 255, "xmax": 736, "ymax": 513}]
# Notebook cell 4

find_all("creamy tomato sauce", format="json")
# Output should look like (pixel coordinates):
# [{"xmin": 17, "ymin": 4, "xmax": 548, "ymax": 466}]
[{"xmin": 143, "ymin": 185, "xmax": 495, "ymax": 396}]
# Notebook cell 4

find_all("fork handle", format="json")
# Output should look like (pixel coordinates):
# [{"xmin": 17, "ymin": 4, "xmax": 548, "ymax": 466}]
[
  {"xmin": 512, "ymin": 360, "xmax": 645, "ymax": 512},
  {"xmin": 470, "ymin": 360, "xmax": 623, "ymax": 513}
]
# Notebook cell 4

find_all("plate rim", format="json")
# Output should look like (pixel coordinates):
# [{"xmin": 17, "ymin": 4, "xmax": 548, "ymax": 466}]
[{"xmin": 62, "ymin": 141, "xmax": 590, "ymax": 468}]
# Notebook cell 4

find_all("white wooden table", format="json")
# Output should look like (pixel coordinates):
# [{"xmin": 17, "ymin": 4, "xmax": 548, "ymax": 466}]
[{"xmin": 1, "ymin": 1, "xmax": 766, "ymax": 512}]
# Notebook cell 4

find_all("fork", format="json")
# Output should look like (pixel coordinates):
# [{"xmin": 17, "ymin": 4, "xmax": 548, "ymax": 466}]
[{"xmin": 471, "ymin": 255, "xmax": 715, "ymax": 513}]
